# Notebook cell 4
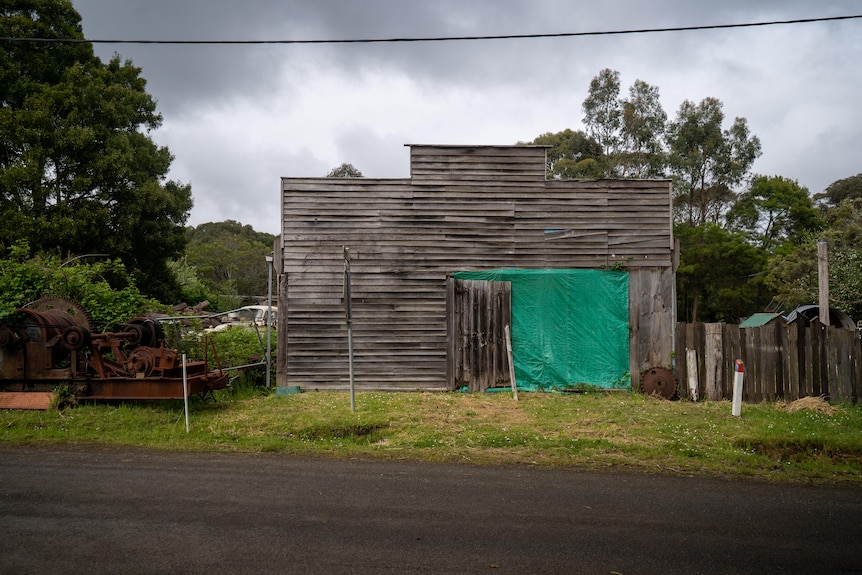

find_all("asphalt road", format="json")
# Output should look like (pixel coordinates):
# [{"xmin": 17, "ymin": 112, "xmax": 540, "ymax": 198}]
[{"xmin": 1, "ymin": 445, "xmax": 860, "ymax": 574}]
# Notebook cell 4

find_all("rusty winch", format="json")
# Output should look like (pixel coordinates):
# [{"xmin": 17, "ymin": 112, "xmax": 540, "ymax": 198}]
[{"xmin": 0, "ymin": 297, "xmax": 227, "ymax": 403}]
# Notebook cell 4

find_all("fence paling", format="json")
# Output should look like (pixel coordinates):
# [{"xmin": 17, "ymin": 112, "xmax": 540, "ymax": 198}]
[{"xmin": 674, "ymin": 322, "xmax": 860, "ymax": 403}]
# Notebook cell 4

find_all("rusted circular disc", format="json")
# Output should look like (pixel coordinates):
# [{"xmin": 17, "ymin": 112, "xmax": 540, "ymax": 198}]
[
  {"xmin": 127, "ymin": 347, "xmax": 156, "ymax": 377},
  {"xmin": 23, "ymin": 296, "xmax": 93, "ymax": 330},
  {"xmin": 61, "ymin": 325, "xmax": 91, "ymax": 351},
  {"xmin": 125, "ymin": 318, "xmax": 164, "ymax": 348},
  {"xmin": 640, "ymin": 366, "xmax": 677, "ymax": 399}
]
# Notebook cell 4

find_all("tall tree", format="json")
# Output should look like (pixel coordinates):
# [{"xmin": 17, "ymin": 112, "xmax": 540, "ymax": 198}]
[
  {"xmin": 521, "ymin": 129, "xmax": 603, "ymax": 179},
  {"xmin": 582, "ymin": 68, "xmax": 621, "ymax": 176},
  {"xmin": 675, "ymin": 222, "xmax": 770, "ymax": 323},
  {"xmin": 666, "ymin": 97, "xmax": 761, "ymax": 226},
  {"xmin": 815, "ymin": 173, "xmax": 862, "ymax": 207},
  {"xmin": 0, "ymin": 1, "xmax": 192, "ymax": 301},
  {"xmin": 619, "ymin": 80, "xmax": 667, "ymax": 178},
  {"xmin": 726, "ymin": 175, "xmax": 823, "ymax": 251},
  {"xmin": 582, "ymin": 70, "xmax": 667, "ymax": 179}
]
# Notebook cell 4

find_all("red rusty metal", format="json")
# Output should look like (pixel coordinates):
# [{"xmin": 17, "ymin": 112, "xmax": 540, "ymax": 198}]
[
  {"xmin": 0, "ymin": 297, "xmax": 228, "ymax": 405},
  {"xmin": 0, "ymin": 391, "xmax": 55, "ymax": 410}
]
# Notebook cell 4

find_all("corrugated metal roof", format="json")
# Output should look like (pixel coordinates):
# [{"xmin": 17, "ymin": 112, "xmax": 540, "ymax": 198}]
[{"xmin": 739, "ymin": 312, "xmax": 783, "ymax": 328}]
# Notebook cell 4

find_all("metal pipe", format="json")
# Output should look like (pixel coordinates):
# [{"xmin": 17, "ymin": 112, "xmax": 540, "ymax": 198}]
[
  {"xmin": 265, "ymin": 255, "xmax": 273, "ymax": 387},
  {"xmin": 344, "ymin": 247, "xmax": 355, "ymax": 412},
  {"xmin": 818, "ymin": 239, "xmax": 829, "ymax": 326},
  {"xmin": 182, "ymin": 353, "xmax": 190, "ymax": 432}
]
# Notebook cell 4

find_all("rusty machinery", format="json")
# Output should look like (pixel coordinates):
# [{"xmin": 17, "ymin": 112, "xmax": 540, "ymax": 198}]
[
  {"xmin": 639, "ymin": 366, "xmax": 678, "ymax": 399},
  {"xmin": 0, "ymin": 297, "xmax": 227, "ymax": 400}
]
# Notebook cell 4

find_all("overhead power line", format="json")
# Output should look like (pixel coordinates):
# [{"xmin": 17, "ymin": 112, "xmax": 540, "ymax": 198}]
[{"xmin": 1, "ymin": 14, "xmax": 860, "ymax": 45}]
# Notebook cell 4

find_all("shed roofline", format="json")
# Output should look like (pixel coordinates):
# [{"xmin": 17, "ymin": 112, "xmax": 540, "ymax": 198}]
[
  {"xmin": 404, "ymin": 143, "xmax": 551, "ymax": 149},
  {"xmin": 280, "ymin": 144, "xmax": 672, "ymax": 182}
]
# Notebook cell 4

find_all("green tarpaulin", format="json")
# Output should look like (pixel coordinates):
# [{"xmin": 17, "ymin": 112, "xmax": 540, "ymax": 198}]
[{"xmin": 453, "ymin": 269, "xmax": 630, "ymax": 391}]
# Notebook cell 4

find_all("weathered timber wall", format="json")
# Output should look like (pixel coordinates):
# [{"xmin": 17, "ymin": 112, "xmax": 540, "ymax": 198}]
[
  {"xmin": 278, "ymin": 145, "xmax": 674, "ymax": 391},
  {"xmin": 675, "ymin": 322, "xmax": 861, "ymax": 403}
]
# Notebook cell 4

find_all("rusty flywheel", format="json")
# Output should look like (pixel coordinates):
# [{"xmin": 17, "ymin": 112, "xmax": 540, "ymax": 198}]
[
  {"xmin": 640, "ymin": 366, "xmax": 678, "ymax": 399},
  {"xmin": 23, "ymin": 296, "xmax": 93, "ymax": 330}
]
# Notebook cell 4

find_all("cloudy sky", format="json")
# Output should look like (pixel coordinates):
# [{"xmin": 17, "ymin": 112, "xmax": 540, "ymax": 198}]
[{"xmin": 70, "ymin": 1, "xmax": 861, "ymax": 235}]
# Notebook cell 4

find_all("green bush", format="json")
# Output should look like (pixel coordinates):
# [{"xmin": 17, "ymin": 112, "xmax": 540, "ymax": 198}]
[
  {"xmin": 0, "ymin": 241, "xmax": 163, "ymax": 324},
  {"xmin": 167, "ymin": 325, "xmax": 276, "ymax": 387}
]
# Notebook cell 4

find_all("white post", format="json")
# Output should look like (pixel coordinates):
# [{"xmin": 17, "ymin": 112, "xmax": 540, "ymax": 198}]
[
  {"xmin": 686, "ymin": 348, "xmax": 699, "ymax": 402},
  {"xmin": 182, "ymin": 353, "xmax": 190, "ymax": 433},
  {"xmin": 505, "ymin": 325, "xmax": 518, "ymax": 401},
  {"xmin": 731, "ymin": 359, "xmax": 744, "ymax": 417}
]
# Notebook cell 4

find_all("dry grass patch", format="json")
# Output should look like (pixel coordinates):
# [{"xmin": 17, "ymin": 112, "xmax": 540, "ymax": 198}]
[{"xmin": 783, "ymin": 396, "xmax": 839, "ymax": 415}]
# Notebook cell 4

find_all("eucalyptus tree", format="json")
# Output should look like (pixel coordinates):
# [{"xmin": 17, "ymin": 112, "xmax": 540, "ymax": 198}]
[
  {"xmin": 619, "ymin": 80, "xmax": 667, "ymax": 178},
  {"xmin": 582, "ymin": 69, "xmax": 622, "ymax": 176},
  {"xmin": 666, "ymin": 97, "xmax": 761, "ymax": 226},
  {"xmin": 582, "ymin": 69, "xmax": 667, "ymax": 178}
]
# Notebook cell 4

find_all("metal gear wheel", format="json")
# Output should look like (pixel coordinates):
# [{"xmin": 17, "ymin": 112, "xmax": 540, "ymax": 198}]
[
  {"xmin": 23, "ymin": 296, "xmax": 93, "ymax": 331},
  {"xmin": 640, "ymin": 366, "xmax": 678, "ymax": 399}
]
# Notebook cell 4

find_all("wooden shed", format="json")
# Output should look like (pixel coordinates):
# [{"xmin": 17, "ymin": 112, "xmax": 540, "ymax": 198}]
[{"xmin": 277, "ymin": 145, "xmax": 675, "ymax": 392}]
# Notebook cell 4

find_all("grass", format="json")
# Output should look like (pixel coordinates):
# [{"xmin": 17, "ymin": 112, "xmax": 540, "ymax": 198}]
[{"xmin": 2, "ymin": 385, "xmax": 861, "ymax": 485}]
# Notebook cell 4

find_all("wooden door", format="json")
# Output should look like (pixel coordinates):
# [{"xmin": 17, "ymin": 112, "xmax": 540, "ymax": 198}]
[{"xmin": 446, "ymin": 278, "xmax": 512, "ymax": 391}]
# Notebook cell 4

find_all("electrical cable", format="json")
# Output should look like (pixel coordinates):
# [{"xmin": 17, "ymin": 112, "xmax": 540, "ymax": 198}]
[{"xmin": 0, "ymin": 14, "xmax": 860, "ymax": 45}]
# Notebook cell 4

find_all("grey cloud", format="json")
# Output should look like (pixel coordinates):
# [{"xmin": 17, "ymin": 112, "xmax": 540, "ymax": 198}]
[
  {"xmin": 72, "ymin": 0, "xmax": 861, "ymax": 112},
  {"xmin": 65, "ymin": 0, "xmax": 862, "ymax": 232}
]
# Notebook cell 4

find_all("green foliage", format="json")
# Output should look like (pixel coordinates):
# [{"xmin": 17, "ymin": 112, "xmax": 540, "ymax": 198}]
[
  {"xmin": 582, "ymin": 68, "xmax": 622, "ymax": 171},
  {"xmin": 183, "ymin": 221, "xmax": 276, "ymax": 307},
  {"xmin": 521, "ymin": 129, "xmax": 603, "ymax": 179},
  {"xmin": 0, "ymin": 1, "xmax": 94, "ymax": 102},
  {"xmin": 766, "ymin": 198, "xmax": 862, "ymax": 320},
  {"xmin": 816, "ymin": 173, "xmax": 862, "ymax": 207},
  {"xmin": 326, "ymin": 163, "xmax": 363, "ymax": 177},
  {"xmin": 675, "ymin": 223, "xmax": 771, "ymax": 322},
  {"xmin": 667, "ymin": 97, "xmax": 762, "ymax": 226},
  {"xmin": 0, "ymin": 241, "xmax": 161, "ymax": 323},
  {"xmin": 727, "ymin": 175, "xmax": 824, "ymax": 250},
  {"xmin": 167, "ymin": 324, "xmax": 275, "ymax": 385},
  {"xmin": 618, "ymin": 79, "xmax": 668, "ymax": 178},
  {"xmin": 166, "ymin": 257, "xmax": 213, "ymax": 307},
  {"xmin": 0, "ymin": 1, "xmax": 192, "ymax": 302},
  {"xmin": 529, "ymin": 73, "xmax": 771, "ymax": 322},
  {"xmin": 0, "ymin": 241, "xmax": 50, "ymax": 312},
  {"xmin": 580, "ymin": 69, "xmax": 667, "ymax": 178},
  {"xmin": 206, "ymin": 326, "xmax": 271, "ymax": 369},
  {"xmin": 50, "ymin": 385, "xmax": 77, "ymax": 410}
]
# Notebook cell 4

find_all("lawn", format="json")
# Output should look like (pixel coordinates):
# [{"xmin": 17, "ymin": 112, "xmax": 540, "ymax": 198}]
[{"xmin": 2, "ymin": 387, "xmax": 861, "ymax": 485}]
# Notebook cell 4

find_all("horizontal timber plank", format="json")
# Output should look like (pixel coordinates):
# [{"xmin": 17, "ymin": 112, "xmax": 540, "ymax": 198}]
[{"xmin": 280, "ymin": 146, "xmax": 673, "ymax": 391}]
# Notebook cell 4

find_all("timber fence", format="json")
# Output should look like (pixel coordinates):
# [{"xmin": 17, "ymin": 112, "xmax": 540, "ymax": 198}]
[{"xmin": 674, "ymin": 322, "xmax": 860, "ymax": 403}]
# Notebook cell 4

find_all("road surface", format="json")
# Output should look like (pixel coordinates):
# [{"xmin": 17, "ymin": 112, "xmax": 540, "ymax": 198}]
[{"xmin": 1, "ymin": 445, "xmax": 860, "ymax": 574}]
